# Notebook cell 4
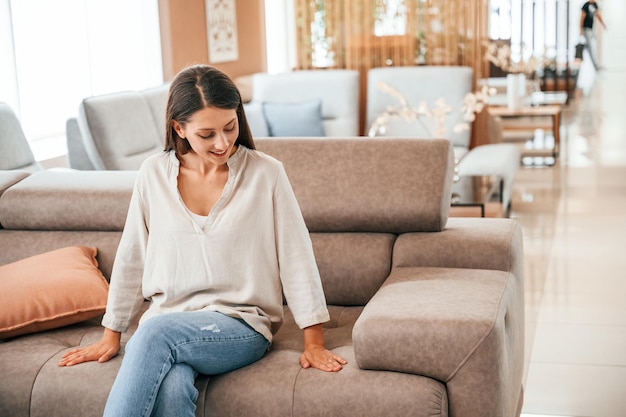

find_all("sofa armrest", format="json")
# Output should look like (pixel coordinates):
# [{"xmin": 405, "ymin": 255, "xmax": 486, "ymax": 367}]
[
  {"xmin": 353, "ymin": 266, "xmax": 524, "ymax": 417},
  {"xmin": 393, "ymin": 217, "xmax": 524, "ymax": 281}
]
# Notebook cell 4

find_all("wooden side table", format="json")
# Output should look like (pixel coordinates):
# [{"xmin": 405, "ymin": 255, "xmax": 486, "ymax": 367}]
[{"xmin": 487, "ymin": 104, "xmax": 562, "ymax": 159}]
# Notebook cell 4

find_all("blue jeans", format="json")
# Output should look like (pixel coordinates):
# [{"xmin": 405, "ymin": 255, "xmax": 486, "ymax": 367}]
[{"xmin": 103, "ymin": 311, "xmax": 269, "ymax": 417}]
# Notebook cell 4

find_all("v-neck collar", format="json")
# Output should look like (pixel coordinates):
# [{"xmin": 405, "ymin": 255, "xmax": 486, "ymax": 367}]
[{"xmin": 169, "ymin": 146, "xmax": 246, "ymax": 233}]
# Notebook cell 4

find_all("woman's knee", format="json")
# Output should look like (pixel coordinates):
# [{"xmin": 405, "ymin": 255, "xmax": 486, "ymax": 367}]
[{"xmin": 126, "ymin": 315, "xmax": 176, "ymax": 354}]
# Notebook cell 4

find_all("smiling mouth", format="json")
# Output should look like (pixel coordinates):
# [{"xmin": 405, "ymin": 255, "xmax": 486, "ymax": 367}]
[{"xmin": 211, "ymin": 150, "xmax": 228, "ymax": 156}]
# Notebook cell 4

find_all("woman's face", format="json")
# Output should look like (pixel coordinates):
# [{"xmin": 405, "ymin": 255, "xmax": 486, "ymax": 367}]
[{"xmin": 174, "ymin": 106, "xmax": 239, "ymax": 164}]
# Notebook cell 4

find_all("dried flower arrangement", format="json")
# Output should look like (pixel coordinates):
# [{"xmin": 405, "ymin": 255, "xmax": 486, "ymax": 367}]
[
  {"xmin": 367, "ymin": 82, "xmax": 495, "ymax": 138},
  {"xmin": 483, "ymin": 41, "xmax": 539, "ymax": 76}
]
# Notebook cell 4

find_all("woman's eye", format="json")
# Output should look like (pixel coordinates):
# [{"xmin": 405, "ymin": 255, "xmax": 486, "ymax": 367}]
[
  {"xmin": 225, "ymin": 126, "xmax": 236, "ymax": 132},
  {"xmin": 199, "ymin": 134, "xmax": 214, "ymax": 139}
]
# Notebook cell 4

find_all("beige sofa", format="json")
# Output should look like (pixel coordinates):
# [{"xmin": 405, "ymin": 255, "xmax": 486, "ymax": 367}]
[{"xmin": 0, "ymin": 138, "xmax": 524, "ymax": 417}]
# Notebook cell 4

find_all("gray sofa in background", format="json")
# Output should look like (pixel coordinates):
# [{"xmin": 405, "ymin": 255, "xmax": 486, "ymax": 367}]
[
  {"xmin": 70, "ymin": 84, "xmax": 170, "ymax": 170},
  {"xmin": 0, "ymin": 138, "xmax": 525, "ymax": 417},
  {"xmin": 243, "ymin": 69, "xmax": 360, "ymax": 137},
  {"xmin": 66, "ymin": 69, "xmax": 360, "ymax": 171},
  {"xmin": 66, "ymin": 67, "xmax": 518, "ymax": 211},
  {"xmin": 0, "ymin": 102, "xmax": 42, "ymax": 172}
]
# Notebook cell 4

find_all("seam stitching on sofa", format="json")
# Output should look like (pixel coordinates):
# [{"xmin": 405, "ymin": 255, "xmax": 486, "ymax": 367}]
[
  {"xmin": 30, "ymin": 345, "xmax": 69, "ymax": 415},
  {"xmin": 444, "ymin": 272, "xmax": 511, "ymax": 382},
  {"xmin": 291, "ymin": 366, "xmax": 302, "ymax": 417}
]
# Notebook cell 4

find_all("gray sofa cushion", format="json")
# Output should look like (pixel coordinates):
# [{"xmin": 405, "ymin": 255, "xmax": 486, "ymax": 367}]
[
  {"xmin": 262, "ymin": 99, "xmax": 326, "ymax": 136},
  {"xmin": 255, "ymin": 137, "xmax": 454, "ymax": 233},
  {"xmin": 311, "ymin": 232, "xmax": 395, "ymax": 306},
  {"xmin": 251, "ymin": 70, "xmax": 360, "ymax": 137},
  {"xmin": 198, "ymin": 306, "xmax": 449, "ymax": 417},
  {"xmin": 0, "ymin": 170, "xmax": 136, "ymax": 231},
  {"xmin": 78, "ymin": 91, "xmax": 165, "ymax": 170},
  {"xmin": 0, "ymin": 103, "xmax": 42, "ymax": 172},
  {"xmin": 353, "ymin": 266, "xmax": 522, "ymax": 417},
  {"xmin": 65, "ymin": 118, "xmax": 96, "ymax": 170},
  {"xmin": 0, "ymin": 230, "xmax": 122, "ymax": 280},
  {"xmin": 243, "ymin": 102, "xmax": 270, "ymax": 137}
]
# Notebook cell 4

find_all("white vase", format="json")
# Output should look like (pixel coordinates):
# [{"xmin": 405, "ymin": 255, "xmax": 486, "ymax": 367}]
[{"xmin": 506, "ymin": 73, "xmax": 526, "ymax": 110}]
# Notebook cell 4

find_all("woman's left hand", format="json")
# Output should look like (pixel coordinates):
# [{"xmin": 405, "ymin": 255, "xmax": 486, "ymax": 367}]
[{"xmin": 299, "ymin": 344, "xmax": 347, "ymax": 372}]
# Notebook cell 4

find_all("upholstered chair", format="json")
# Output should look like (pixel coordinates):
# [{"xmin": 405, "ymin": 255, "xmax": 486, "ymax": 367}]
[{"xmin": 0, "ymin": 102, "xmax": 42, "ymax": 172}]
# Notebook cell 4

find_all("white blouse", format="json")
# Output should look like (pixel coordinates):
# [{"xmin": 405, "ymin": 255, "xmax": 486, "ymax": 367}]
[{"xmin": 101, "ymin": 147, "xmax": 329, "ymax": 343}]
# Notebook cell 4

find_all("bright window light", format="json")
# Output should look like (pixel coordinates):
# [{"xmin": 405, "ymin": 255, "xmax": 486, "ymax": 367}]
[{"xmin": 3, "ymin": 0, "xmax": 162, "ymax": 148}]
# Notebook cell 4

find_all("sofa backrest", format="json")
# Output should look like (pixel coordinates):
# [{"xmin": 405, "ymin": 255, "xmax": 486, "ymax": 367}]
[
  {"xmin": 0, "ymin": 103, "xmax": 42, "ymax": 172},
  {"xmin": 0, "ymin": 138, "xmax": 454, "ymax": 305},
  {"xmin": 0, "ymin": 170, "xmax": 136, "ymax": 231},
  {"xmin": 255, "ymin": 137, "xmax": 454, "ymax": 234},
  {"xmin": 77, "ymin": 85, "xmax": 169, "ymax": 170},
  {"xmin": 249, "ymin": 70, "xmax": 360, "ymax": 137},
  {"xmin": 366, "ymin": 66, "xmax": 473, "ymax": 149},
  {"xmin": 0, "ymin": 170, "xmax": 135, "ymax": 278},
  {"xmin": 257, "ymin": 137, "xmax": 454, "ymax": 306},
  {"xmin": 66, "ymin": 118, "xmax": 96, "ymax": 170}
]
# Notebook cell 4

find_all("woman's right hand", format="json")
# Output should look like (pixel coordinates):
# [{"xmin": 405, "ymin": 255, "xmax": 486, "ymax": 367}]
[{"xmin": 58, "ymin": 328, "xmax": 121, "ymax": 367}]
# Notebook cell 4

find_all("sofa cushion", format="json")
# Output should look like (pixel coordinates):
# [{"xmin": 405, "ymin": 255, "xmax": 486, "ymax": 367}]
[
  {"xmin": 0, "ymin": 170, "xmax": 30, "ymax": 199},
  {"xmin": 353, "ymin": 266, "xmax": 523, "ymax": 417},
  {"xmin": 0, "ymin": 246, "xmax": 109, "ymax": 339},
  {"xmin": 262, "ymin": 99, "xmax": 325, "ymax": 137},
  {"xmin": 0, "ymin": 230, "xmax": 122, "ymax": 281},
  {"xmin": 311, "ymin": 232, "xmax": 395, "ymax": 306},
  {"xmin": 255, "ymin": 137, "xmax": 454, "ymax": 233},
  {"xmin": 251, "ymin": 70, "xmax": 360, "ymax": 136},
  {"xmin": 78, "ymin": 91, "xmax": 163, "ymax": 170},
  {"xmin": 353, "ymin": 266, "xmax": 513, "ymax": 379},
  {"xmin": 0, "ymin": 170, "xmax": 136, "ymax": 231},
  {"xmin": 0, "ymin": 103, "xmax": 42, "ymax": 172},
  {"xmin": 243, "ymin": 102, "xmax": 270, "ymax": 137},
  {"xmin": 197, "ymin": 306, "xmax": 449, "ymax": 417}
]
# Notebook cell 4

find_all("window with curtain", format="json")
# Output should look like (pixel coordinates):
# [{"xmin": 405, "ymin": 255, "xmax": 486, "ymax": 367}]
[
  {"xmin": 0, "ymin": 0, "xmax": 162, "ymax": 159},
  {"xmin": 294, "ymin": 0, "xmax": 490, "ymax": 80}
]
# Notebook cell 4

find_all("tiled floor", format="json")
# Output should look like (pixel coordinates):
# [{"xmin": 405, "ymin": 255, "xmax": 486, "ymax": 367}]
[{"xmin": 515, "ymin": 4, "xmax": 626, "ymax": 415}]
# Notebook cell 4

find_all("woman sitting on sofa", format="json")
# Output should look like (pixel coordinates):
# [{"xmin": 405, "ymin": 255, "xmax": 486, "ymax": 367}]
[{"xmin": 58, "ymin": 64, "xmax": 346, "ymax": 417}]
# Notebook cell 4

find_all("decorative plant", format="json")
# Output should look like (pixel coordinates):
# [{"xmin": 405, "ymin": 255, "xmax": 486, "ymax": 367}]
[
  {"xmin": 483, "ymin": 41, "xmax": 539, "ymax": 76},
  {"xmin": 367, "ymin": 82, "xmax": 495, "ymax": 138}
]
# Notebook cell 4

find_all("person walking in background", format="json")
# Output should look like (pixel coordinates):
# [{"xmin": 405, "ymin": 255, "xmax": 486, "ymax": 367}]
[{"xmin": 580, "ymin": 0, "xmax": 607, "ymax": 70}]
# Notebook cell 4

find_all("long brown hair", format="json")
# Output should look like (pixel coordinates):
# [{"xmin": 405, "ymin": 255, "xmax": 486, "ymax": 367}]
[{"xmin": 164, "ymin": 64, "xmax": 255, "ymax": 155}]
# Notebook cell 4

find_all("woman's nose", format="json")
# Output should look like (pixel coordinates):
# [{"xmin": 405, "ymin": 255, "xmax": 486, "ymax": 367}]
[{"xmin": 216, "ymin": 132, "xmax": 229, "ymax": 149}]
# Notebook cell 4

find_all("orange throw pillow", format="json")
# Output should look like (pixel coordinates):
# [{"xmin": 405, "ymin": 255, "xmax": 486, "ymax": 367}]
[{"xmin": 0, "ymin": 246, "xmax": 109, "ymax": 339}]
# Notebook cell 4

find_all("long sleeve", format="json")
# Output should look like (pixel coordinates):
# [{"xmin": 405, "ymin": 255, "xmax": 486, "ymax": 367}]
[
  {"xmin": 101, "ymin": 180, "xmax": 149, "ymax": 332},
  {"xmin": 98, "ymin": 148, "xmax": 329, "ymax": 343},
  {"xmin": 273, "ymin": 164, "xmax": 330, "ymax": 329}
]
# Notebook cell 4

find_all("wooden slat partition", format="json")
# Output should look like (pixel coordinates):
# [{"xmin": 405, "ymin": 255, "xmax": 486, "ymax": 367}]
[{"xmin": 294, "ymin": 0, "xmax": 490, "ymax": 135}]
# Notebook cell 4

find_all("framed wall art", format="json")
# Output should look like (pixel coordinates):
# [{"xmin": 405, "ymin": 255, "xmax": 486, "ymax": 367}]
[{"xmin": 206, "ymin": 0, "xmax": 239, "ymax": 63}]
